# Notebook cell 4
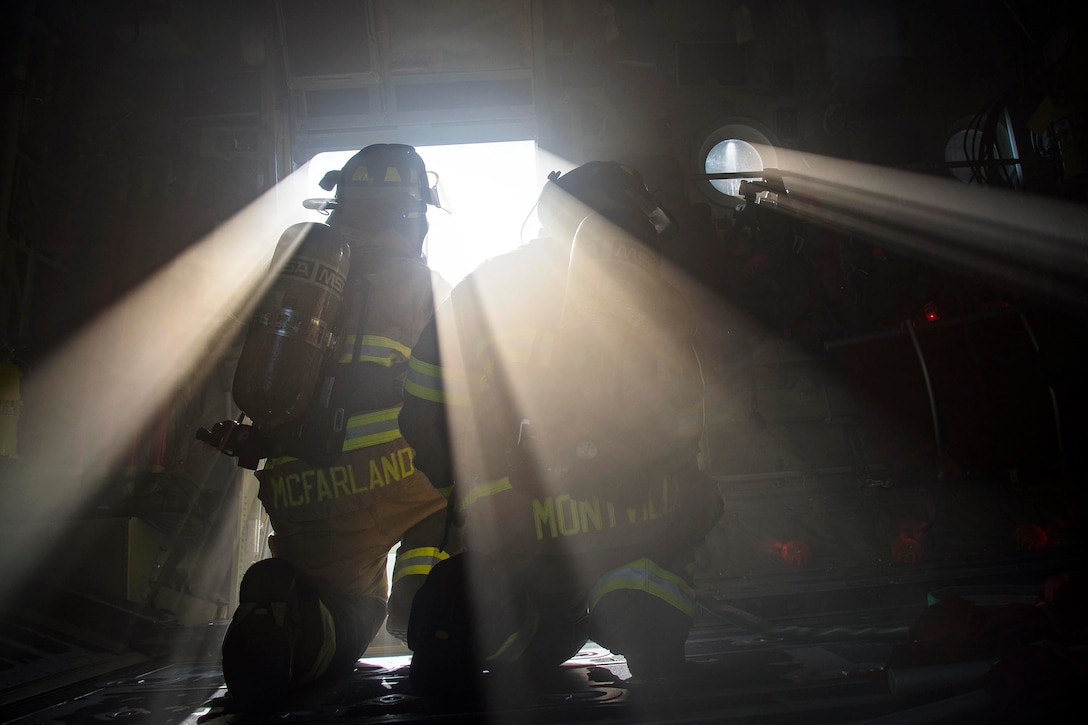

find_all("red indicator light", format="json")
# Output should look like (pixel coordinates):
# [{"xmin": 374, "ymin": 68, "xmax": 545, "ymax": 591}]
[{"xmin": 773, "ymin": 540, "xmax": 812, "ymax": 567}]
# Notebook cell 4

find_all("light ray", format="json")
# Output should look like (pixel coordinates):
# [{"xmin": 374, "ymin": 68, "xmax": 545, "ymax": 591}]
[
  {"xmin": 0, "ymin": 164, "xmax": 318, "ymax": 606},
  {"xmin": 762, "ymin": 146, "xmax": 1088, "ymax": 310},
  {"xmin": 432, "ymin": 171, "xmax": 703, "ymax": 688}
]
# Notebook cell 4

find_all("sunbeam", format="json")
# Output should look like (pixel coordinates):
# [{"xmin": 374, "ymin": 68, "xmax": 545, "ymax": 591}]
[
  {"xmin": 0, "ymin": 164, "xmax": 319, "ymax": 608},
  {"xmin": 758, "ymin": 146, "xmax": 1088, "ymax": 310},
  {"xmin": 426, "ymin": 168, "xmax": 711, "ymax": 695}
]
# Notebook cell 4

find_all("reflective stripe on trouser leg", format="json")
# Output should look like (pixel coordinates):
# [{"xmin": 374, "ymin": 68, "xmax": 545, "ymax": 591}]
[
  {"xmin": 294, "ymin": 598, "xmax": 337, "ymax": 686},
  {"xmin": 391, "ymin": 546, "xmax": 450, "ymax": 585},
  {"xmin": 484, "ymin": 599, "xmax": 541, "ymax": 664},
  {"xmin": 588, "ymin": 557, "xmax": 696, "ymax": 620}
]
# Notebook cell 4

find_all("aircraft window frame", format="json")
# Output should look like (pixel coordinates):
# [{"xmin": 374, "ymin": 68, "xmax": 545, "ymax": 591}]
[
  {"xmin": 943, "ymin": 113, "xmax": 1023, "ymax": 188},
  {"xmin": 695, "ymin": 121, "xmax": 779, "ymax": 206}
]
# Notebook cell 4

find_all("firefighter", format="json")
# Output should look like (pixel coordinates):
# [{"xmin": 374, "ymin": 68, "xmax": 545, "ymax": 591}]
[
  {"xmin": 221, "ymin": 144, "xmax": 453, "ymax": 710},
  {"xmin": 399, "ymin": 161, "xmax": 725, "ymax": 701}
]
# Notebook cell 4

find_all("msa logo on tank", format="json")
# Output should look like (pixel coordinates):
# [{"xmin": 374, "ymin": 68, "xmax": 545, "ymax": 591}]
[{"xmin": 281, "ymin": 255, "xmax": 347, "ymax": 295}]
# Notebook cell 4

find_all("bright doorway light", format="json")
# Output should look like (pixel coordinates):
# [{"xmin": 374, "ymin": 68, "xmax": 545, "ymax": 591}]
[{"xmin": 305, "ymin": 140, "xmax": 541, "ymax": 286}]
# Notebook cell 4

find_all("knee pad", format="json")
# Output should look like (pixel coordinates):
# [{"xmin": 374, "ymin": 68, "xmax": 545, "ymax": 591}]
[{"xmin": 223, "ymin": 558, "xmax": 302, "ymax": 709}]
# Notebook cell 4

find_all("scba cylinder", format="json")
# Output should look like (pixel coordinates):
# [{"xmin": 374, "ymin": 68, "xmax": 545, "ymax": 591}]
[
  {"xmin": 540, "ymin": 211, "xmax": 663, "ymax": 483},
  {"xmin": 565, "ymin": 210, "xmax": 661, "ymax": 332},
  {"xmin": 558, "ymin": 210, "xmax": 661, "ymax": 407},
  {"xmin": 232, "ymin": 222, "xmax": 350, "ymax": 431}
]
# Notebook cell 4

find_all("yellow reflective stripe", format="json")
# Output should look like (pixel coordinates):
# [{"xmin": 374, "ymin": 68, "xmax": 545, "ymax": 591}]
[
  {"xmin": 343, "ymin": 405, "xmax": 402, "ymax": 451},
  {"xmin": 337, "ymin": 336, "xmax": 354, "ymax": 363},
  {"xmin": 255, "ymin": 405, "xmax": 408, "ymax": 463},
  {"xmin": 294, "ymin": 598, "xmax": 336, "ymax": 685},
  {"xmin": 391, "ymin": 547, "xmax": 450, "ymax": 584},
  {"xmin": 589, "ymin": 557, "xmax": 696, "ymax": 619},
  {"xmin": 436, "ymin": 484, "xmax": 454, "ymax": 500},
  {"xmin": 486, "ymin": 600, "xmax": 540, "ymax": 663},
  {"xmin": 456, "ymin": 476, "xmax": 513, "ymax": 512},
  {"xmin": 392, "ymin": 564, "xmax": 435, "ymax": 581},
  {"xmin": 338, "ymin": 334, "xmax": 412, "ymax": 365},
  {"xmin": 398, "ymin": 546, "xmax": 449, "ymax": 559},
  {"xmin": 404, "ymin": 357, "xmax": 471, "ymax": 407},
  {"xmin": 404, "ymin": 357, "xmax": 443, "ymax": 402},
  {"xmin": 359, "ymin": 335, "xmax": 412, "ymax": 365}
]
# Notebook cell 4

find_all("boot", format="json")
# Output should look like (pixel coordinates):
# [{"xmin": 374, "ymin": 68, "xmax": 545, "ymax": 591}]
[
  {"xmin": 221, "ymin": 558, "xmax": 300, "ymax": 710},
  {"xmin": 589, "ymin": 587, "xmax": 691, "ymax": 681}
]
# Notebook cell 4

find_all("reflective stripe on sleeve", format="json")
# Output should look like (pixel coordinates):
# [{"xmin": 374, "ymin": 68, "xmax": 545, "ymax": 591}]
[
  {"xmin": 404, "ymin": 356, "xmax": 471, "ymax": 407},
  {"xmin": 257, "ymin": 404, "xmax": 408, "ymax": 467},
  {"xmin": 456, "ymin": 476, "xmax": 513, "ymax": 512},
  {"xmin": 391, "ymin": 546, "xmax": 450, "ymax": 584},
  {"xmin": 589, "ymin": 557, "xmax": 696, "ymax": 619},
  {"xmin": 338, "ymin": 334, "xmax": 412, "ymax": 365},
  {"xmin": 343, "ymin": 405, "xmax": 403, "ymax": 450}
]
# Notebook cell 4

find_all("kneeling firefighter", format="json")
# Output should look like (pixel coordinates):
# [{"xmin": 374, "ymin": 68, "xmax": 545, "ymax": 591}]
[
  {"xmin": 399, "ymin": 161, "xmax": 725, "ymax": 700},
  {"xmin": 206, "ymin": 144, "xmax": 454, "ymax": 710}
]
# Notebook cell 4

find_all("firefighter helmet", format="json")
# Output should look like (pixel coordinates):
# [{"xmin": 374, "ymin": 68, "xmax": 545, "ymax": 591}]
[
  {"xmin": 320, "ymin": 144, "xmax": 440, "ymax": 257},
  {"xmin": 537, "ymin": 161, "xmax": 678, "ymax": 247}
]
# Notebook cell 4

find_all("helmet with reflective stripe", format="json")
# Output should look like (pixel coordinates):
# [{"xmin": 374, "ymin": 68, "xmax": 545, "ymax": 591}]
[
  {"xmin": 321, "ymin": 144, "xmax": 440, "ymax": 257},
  {"xmin": 332, "ymin": 144, "xmax": 439, "ymax": 206},
  {"xmin": 537, "ymin": 161, "xmax": 678, "ymax": 248}
]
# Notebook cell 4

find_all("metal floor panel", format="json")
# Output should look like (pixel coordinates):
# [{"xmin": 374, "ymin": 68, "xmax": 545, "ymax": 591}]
[
  {"xmin": 0, "ymin": 638, "xmax": 906, "ymax": 725},
  {"xmin": 2, "ymin": 557, "xmax": 1079, "ymax": 724}
]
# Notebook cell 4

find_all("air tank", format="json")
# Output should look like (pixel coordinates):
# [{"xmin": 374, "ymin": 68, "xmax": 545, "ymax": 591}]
[{"xmin": 232, "ymin": 222, "xmax": 350, "ymax": 431}]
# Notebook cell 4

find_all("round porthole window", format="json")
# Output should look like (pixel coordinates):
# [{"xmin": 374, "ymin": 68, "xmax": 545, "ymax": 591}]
[
  {"xmin": 943, "ymin": 114, "xmax": 1022, "ymax": 187},
  {"xmin": 696, "ymin": 121, "xmax": 779, "ymax": 205}
]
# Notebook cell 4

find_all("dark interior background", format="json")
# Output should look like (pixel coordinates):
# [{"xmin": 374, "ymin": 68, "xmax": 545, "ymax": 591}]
[{"xmin": 0, "ymin": 0, "xmax": 1085, "ymax": 719}]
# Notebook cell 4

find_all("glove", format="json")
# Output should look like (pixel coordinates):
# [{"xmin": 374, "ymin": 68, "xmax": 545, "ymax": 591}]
[{"xmin": 195, "ymin": 420, "xmax": 270, "ymax": 470}]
